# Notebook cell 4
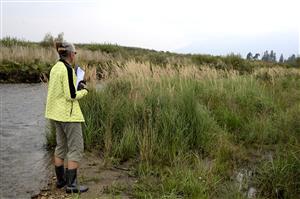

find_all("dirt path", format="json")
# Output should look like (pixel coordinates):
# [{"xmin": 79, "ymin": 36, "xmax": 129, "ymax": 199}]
[{"xmin": 33, "ymin": 153, "xmax": 137, "ymax": 199}]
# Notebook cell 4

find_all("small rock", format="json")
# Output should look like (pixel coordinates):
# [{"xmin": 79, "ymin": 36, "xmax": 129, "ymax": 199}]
[
  {"xmin": 88, "ymin": 162, "xmax": 97, "ymax": 166},
  {"xmin": 247, "ymin": 187, "xmax": 257, "ymax": 198},
  {"xmin": 41, "ymin": 192, "xmax": 48, "ymax": 197},
  {"xmin": 31, "ymin": 193, "xmax": 39, "ymax": 199},
  {"xmin": 40, "ymin": 187, "xmax": 50, "ymax": 191}
]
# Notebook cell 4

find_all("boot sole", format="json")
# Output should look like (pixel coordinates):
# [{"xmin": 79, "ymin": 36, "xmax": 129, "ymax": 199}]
[
  {"xmin": 56, "ymin": 183, "xmax": 66, "ymax": 189},
  {"xmin": 66, "ymin": 188, "xmax": 89, "ymax": 193}
]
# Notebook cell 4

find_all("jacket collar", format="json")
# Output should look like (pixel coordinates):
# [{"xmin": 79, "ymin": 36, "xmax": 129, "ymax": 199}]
[{"xmin": 59, "ymin": 59, "xmax": 72, "ymax": 68}]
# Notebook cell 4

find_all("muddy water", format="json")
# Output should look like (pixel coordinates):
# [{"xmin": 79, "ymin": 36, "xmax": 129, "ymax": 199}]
[{"xmin": 0, "ymin": 84, "xmax": 52, "ymax": 199}]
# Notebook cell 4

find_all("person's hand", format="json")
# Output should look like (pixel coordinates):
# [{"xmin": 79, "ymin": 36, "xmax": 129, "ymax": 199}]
[{"xmin": 77, "ymin": 80, "xmax": 88, "ymax": 91}]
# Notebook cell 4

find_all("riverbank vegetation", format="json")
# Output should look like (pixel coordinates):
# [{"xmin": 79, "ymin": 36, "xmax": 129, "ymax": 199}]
[
  {"xmin": 46, "ymin": 63, "xmax": 300, "ymax": 198},
  {"xmin": 1, "ymin": 36, "xmax": 299, "ymax": 83}
]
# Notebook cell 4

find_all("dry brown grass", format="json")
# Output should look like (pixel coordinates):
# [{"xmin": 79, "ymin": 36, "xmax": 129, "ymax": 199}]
[
  {"xmin": 253, "ymin": 67, "xmax": 300, "ymax": 85},
  {"xmin": 253, "ymin": 67, "xmax": 300, "ymax": 77},
  {"xmin": 75, "ymin": 48, "xmax": 115, "ymax": 65},
  {"xmin": 0, "ymin": 46, "xmax": 116, "ymax": 65},
  {"xmin": 2, "ymin": 45, "xmax": 298, "ymax": 87},
  {"xmin": 83, "ymin": 65, "xmax": 97, "ymax": 89},
  {"xmin": 0, "ymin": 46, "xmax": 57, "ymax": 63},
  {"xmin": 110, "ymin": 60, "xmax": 240, "ymax": 82}
]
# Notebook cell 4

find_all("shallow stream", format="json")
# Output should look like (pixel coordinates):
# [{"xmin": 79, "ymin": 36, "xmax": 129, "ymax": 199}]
[{"xmin": 0, "ymin": 84, "xmax": 51, "ymax": 199}]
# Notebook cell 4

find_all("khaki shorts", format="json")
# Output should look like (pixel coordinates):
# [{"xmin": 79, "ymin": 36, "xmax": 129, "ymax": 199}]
[{"xmin": 53, "ymin": 121, "xmax": 84, "ymax": 162}]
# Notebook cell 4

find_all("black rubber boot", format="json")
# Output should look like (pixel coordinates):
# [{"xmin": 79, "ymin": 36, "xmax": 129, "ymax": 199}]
[
  {"xmin": 55, "ymin": 165, "xmax": 66, "ymax": 188},
  {"xmin": 66, "ymin": 168, "xmax": 88, "ymax": 193}
]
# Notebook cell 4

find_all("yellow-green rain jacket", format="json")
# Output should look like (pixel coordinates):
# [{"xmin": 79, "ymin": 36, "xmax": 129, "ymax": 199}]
[{"xmin": 45, "ymin": 60, "xmax": 88, "ymax": 122}]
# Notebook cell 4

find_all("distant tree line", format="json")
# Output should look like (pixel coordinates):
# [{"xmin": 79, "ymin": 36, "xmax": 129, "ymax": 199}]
[{"xmin": 246, "ymin": 50, "xmax": 299, "ymax": 66}]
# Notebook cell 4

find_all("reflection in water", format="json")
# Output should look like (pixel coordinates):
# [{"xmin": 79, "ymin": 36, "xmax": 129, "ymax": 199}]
[{"xmin": 0, "ymin": 84, "xmax": 52, "ymax": 199}]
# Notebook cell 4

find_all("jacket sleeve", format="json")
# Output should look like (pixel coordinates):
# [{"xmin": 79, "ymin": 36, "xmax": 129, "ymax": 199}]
[{"xmin": 62, "ymin": 66, "xmax": 88, "ymax": 101}]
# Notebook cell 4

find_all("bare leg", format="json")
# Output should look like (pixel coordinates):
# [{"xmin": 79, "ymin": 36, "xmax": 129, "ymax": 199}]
[
  {"xmin": 54, "ymin": 156, "xmax": 64, "ymax": 167},
  {"xmin": 68, "ymin": 161, "xmax": 79, "ymax": 169}
]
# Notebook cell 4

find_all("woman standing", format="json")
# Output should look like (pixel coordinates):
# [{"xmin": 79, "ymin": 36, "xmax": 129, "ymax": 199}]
[{"xmin": 45, "ymin": 42, "xmax": 88, "ymax": 193}]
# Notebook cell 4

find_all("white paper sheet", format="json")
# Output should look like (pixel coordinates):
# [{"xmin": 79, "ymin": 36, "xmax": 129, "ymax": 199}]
[{"xmin": 76, "ymin": 67, "xmax": 85, "ymax": 88}]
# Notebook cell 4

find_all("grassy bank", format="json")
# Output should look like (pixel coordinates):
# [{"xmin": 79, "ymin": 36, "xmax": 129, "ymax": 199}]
[
  {"xmin": 1, "ymin": 37, "xmax": 298, "ymax": 83},
  {"xmin": 46, "ymin": 64, "xmax": 300, "ymax": 198}
]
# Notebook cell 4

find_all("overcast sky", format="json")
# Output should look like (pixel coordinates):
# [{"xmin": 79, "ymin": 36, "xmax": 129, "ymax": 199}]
[{"xmin": 1, "ymin": 0, "xmax": 299, "ymax": 58}]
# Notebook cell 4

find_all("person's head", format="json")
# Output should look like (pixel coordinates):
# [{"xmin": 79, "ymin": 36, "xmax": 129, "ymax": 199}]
[{"xmin": 55, "ymin": 42, "xmax": 77, "ymax": 64}]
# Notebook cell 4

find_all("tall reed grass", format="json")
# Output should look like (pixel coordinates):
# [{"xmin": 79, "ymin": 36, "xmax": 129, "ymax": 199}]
[{"xmin": 45, "ymin": 64, "xmax": 300, "ymax": 198}]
